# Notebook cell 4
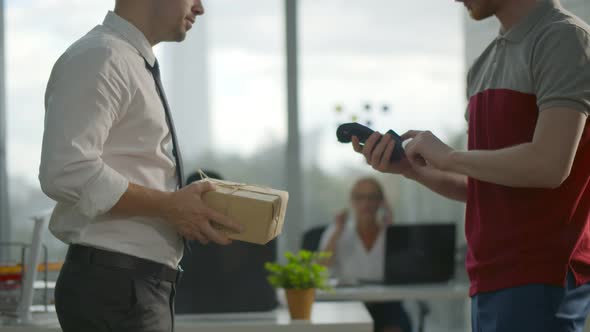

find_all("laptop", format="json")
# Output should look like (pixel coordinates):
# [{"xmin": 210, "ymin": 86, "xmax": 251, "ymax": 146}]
[{"xmin": 383, "ymin": 223, "xmax": 456, "ymax": 284}]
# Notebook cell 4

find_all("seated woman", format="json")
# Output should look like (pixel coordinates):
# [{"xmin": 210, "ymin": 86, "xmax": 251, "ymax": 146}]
[{"xmin": 319, "ymin": 177, "xmax": 412, "ymax": 332}]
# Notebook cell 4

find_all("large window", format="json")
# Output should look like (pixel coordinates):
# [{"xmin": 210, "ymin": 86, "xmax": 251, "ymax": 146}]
[
  {"xmin": 178, "ymin": 0, "xmax": 287, "ymax": 186},
  {"xmin": 4, "ymin": 0, "xmax": 287, "ymax": 261},
  {"xmin": 3, "ymin": 0, "xmax": 470, "ymax": 326},
  {"xmin": 299, "ymin": 0, "xmax": 467, "ymax": 231},
  {"xmin": 170, "ymin": 0, "xmax": 290, "ymax": 250},
  {"xmin": 297, "ymin": 3, "xmax": 469, "ymax": 330},
  {"xmin": 4, "ymin": 0, "xmax": 474, "ymax": 255},
  {"xmin": 5, "ymin": 0, "xmax": 114, "ymax": 261}
]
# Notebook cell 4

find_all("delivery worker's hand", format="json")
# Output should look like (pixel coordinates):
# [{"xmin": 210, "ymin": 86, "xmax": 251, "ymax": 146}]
[
  {"xmin": 352, "ymin": 132, "xmax": 417, "ymax": 178},
  {"xmin": 163, "ymin": 180, "xmax": 244, "ymax": 245},
  {"xmin": 403, "ymin": 130, "xmax": 454, "ymax": 170}
]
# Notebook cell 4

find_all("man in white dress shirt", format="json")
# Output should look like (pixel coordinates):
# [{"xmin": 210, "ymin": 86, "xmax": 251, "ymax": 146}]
[{"xmin": 39, "ymin": 1, "xmax": 242, "ymax": 331}]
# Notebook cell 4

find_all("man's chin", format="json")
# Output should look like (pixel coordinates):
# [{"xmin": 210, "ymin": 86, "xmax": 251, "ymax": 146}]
[
  {"xmin": 173, "ymin": 31, "xmax": 188, "ymax": 42},
  {"xmin": 468, "ymin": 8, "xmax": 495, "ymax": 21}
]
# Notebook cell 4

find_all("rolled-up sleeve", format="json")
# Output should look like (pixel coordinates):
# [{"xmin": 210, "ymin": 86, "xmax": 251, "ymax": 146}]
[{"xmin": 40, "ymin": 46, "xmax": 131, "ymax": 219}]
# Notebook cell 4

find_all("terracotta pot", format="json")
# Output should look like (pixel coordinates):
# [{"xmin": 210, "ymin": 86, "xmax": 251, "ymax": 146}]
[{"xmin": 285, "ymin": 288, "xmax": 316, "ymax": 320}]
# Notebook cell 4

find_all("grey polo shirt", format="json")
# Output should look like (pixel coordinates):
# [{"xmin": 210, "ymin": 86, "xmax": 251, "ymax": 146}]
[
  {"xmin": 467, "ymin": 0, "xmax": 590, "ymax": 118},
  {"xmin": 463, "ymin": 0, "xmax": 590, "ymax": 296}
]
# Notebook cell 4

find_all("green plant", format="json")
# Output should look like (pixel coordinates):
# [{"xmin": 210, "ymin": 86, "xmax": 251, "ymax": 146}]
[{"xmin": 265, "ymin": 250, "xmax": 332, "ymax": 290}]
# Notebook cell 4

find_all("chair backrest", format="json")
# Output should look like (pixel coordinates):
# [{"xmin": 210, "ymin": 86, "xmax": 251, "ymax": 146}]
[
  {"xmin": 301, "ymin": 225, "xmax": 328, "ymax": 252},
  {"xmin": 175, "ymin": 239, "xmax": 278, "ymax": 313}
]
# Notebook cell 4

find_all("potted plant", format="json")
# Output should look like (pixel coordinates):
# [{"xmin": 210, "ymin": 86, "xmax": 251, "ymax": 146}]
[{"xmin": 264, "ymin": 250, "xmax": 331, "ymax": 320}]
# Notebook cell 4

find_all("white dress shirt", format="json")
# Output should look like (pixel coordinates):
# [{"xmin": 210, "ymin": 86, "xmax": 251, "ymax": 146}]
[
  {"xmin": 40, "ymin": 11, "xmax": 183, "ymax": 268},
  {"xmin": 319, "ymin": 216, "xmax": 386, "ymax": 284}
]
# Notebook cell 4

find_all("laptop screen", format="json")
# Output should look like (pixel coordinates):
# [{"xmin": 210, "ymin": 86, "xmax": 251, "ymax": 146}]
[{"xmin": 383, "ymin": 223, "xmax": 456, "ymax": 284}]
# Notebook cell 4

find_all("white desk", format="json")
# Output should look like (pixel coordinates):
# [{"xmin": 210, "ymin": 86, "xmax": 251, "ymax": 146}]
[
  {"xmin": 317, "ymin": 282, "xmax": 471, "ymax": 332},
  {"xmin": 316, "ymin": 281, "xmax": 469, "ymax": 302},
  {"xmin": 0, "ymin": 302, "xmax": 372, "ymax": 332},
  {"xmin": 176, "ymin": 302, "xmax": 372, "ymax": 332}
]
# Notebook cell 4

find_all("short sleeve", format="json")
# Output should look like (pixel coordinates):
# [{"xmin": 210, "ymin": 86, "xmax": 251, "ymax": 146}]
[{"xmin": 533, "ymin": 23, "xmax": 590, "ymax": 115}]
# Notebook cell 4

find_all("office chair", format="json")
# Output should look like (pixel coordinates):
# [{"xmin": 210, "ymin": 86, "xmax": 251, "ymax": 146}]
[
  {"xmin": 301, "ymin": 225, "xmax": 328, "ymax": 251},
  {"xmin": 175, "ymin": 239, "xmax": 278, "ymax": 313}
]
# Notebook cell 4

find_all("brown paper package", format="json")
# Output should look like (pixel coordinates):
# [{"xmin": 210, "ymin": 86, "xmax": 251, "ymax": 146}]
[{"xmin": 202, "ymin": 180, "xmax": 289, "ymax": 245}]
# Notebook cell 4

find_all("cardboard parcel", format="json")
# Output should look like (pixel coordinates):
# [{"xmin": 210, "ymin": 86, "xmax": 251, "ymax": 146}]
[{"xmin": 202, "ymin": 178, "xmax": 289, "ymax": 245}]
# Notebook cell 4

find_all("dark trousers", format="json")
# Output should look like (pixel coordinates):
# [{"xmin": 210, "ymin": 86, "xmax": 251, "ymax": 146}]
[
  {"xmin": 471, "ymin": 270, "xmax": 590, "ymax": 332},
  {"xmin": 55, "ymin": 245, "xmax": 181, "ymax": 332}
]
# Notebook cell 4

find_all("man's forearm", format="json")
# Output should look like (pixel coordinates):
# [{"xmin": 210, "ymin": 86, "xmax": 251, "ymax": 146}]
[
  {"xmin": 407, "ymin": 167, "xmax": 468, "ymax": 202},
  {"xmin": 110, "ymin": 183, "xmax": 173, "ymax": 219},
  {"xmin": 442, "ymin": 107, "xmax": 586, "ymax": 189},
  {"xmin": 447, "ymin": 143, "xmax": 566, "ymax": 189}
]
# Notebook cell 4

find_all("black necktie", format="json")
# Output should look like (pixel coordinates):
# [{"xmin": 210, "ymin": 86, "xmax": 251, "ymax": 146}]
[
  {"xmin": 146, "ymin": 59, "xmax": 185, "ymax": 187},
  {"xmin": 146, "ymin": 59, "xmax": 190, "ymax": 252}
]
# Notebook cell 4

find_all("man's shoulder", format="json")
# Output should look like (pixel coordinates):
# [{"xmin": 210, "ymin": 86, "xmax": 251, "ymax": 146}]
[
  {"xmin": 57, "ymin": 26, "xmax": 138, "ymax": 72},
  {"xmin": 553, "ymin": 6, "xmax": 590, "ymax": 32},
  {"xmin": 532, "ymin": 7, "xmax": 590, "ymax": 44}
]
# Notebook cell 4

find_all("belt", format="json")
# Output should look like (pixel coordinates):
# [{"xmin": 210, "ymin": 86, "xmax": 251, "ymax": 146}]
[{"xmin": 66, "ymin": 244, "xmax": 182, "ymax": 283}]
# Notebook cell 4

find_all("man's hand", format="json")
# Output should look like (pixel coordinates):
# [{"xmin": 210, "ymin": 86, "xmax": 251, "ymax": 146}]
[
  {"xmin": 319, "ymin": 209, "xmax": 349, "ymax": 267},
  {"xmin": 334, "ymin": 209, "xmax": 348, "ymax": 235},
  {"xmin": 403, "ymin": 130, "xmax": 454, "ymax": 170},
  {"xmin": 352, "ymin": 132, "xmax": 416, "ymax": 177},
  {"xmin": 346, "ymin": 128, "xmax": 467, "ymax": 202},
  {"xmin": 163, "ymin": 181, "xmax": 244, "ymax": 245},
  {"xmin": 379, "ymin": 203, "xmax": 393, "ymax": 225}
]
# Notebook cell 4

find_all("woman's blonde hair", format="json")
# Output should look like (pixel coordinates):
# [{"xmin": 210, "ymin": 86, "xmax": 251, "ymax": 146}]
[{"xmin": 350, "ymin": 177, "xmax": 385, "ymax": 200}]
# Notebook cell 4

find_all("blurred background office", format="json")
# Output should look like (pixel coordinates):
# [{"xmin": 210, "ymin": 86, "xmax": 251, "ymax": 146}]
[{"xmin": 0, "ymin": 0, "xmax": 588, "ymax": 331}]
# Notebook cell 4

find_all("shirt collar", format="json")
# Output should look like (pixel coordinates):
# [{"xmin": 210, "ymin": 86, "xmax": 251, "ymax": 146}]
[
  {"xmin": 103, "ymin": 11, "xmax": 156, "ymax": 66},
  {"xmin": 500, "ymin": 0, "xmax": 559, "ymax": 43}
]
